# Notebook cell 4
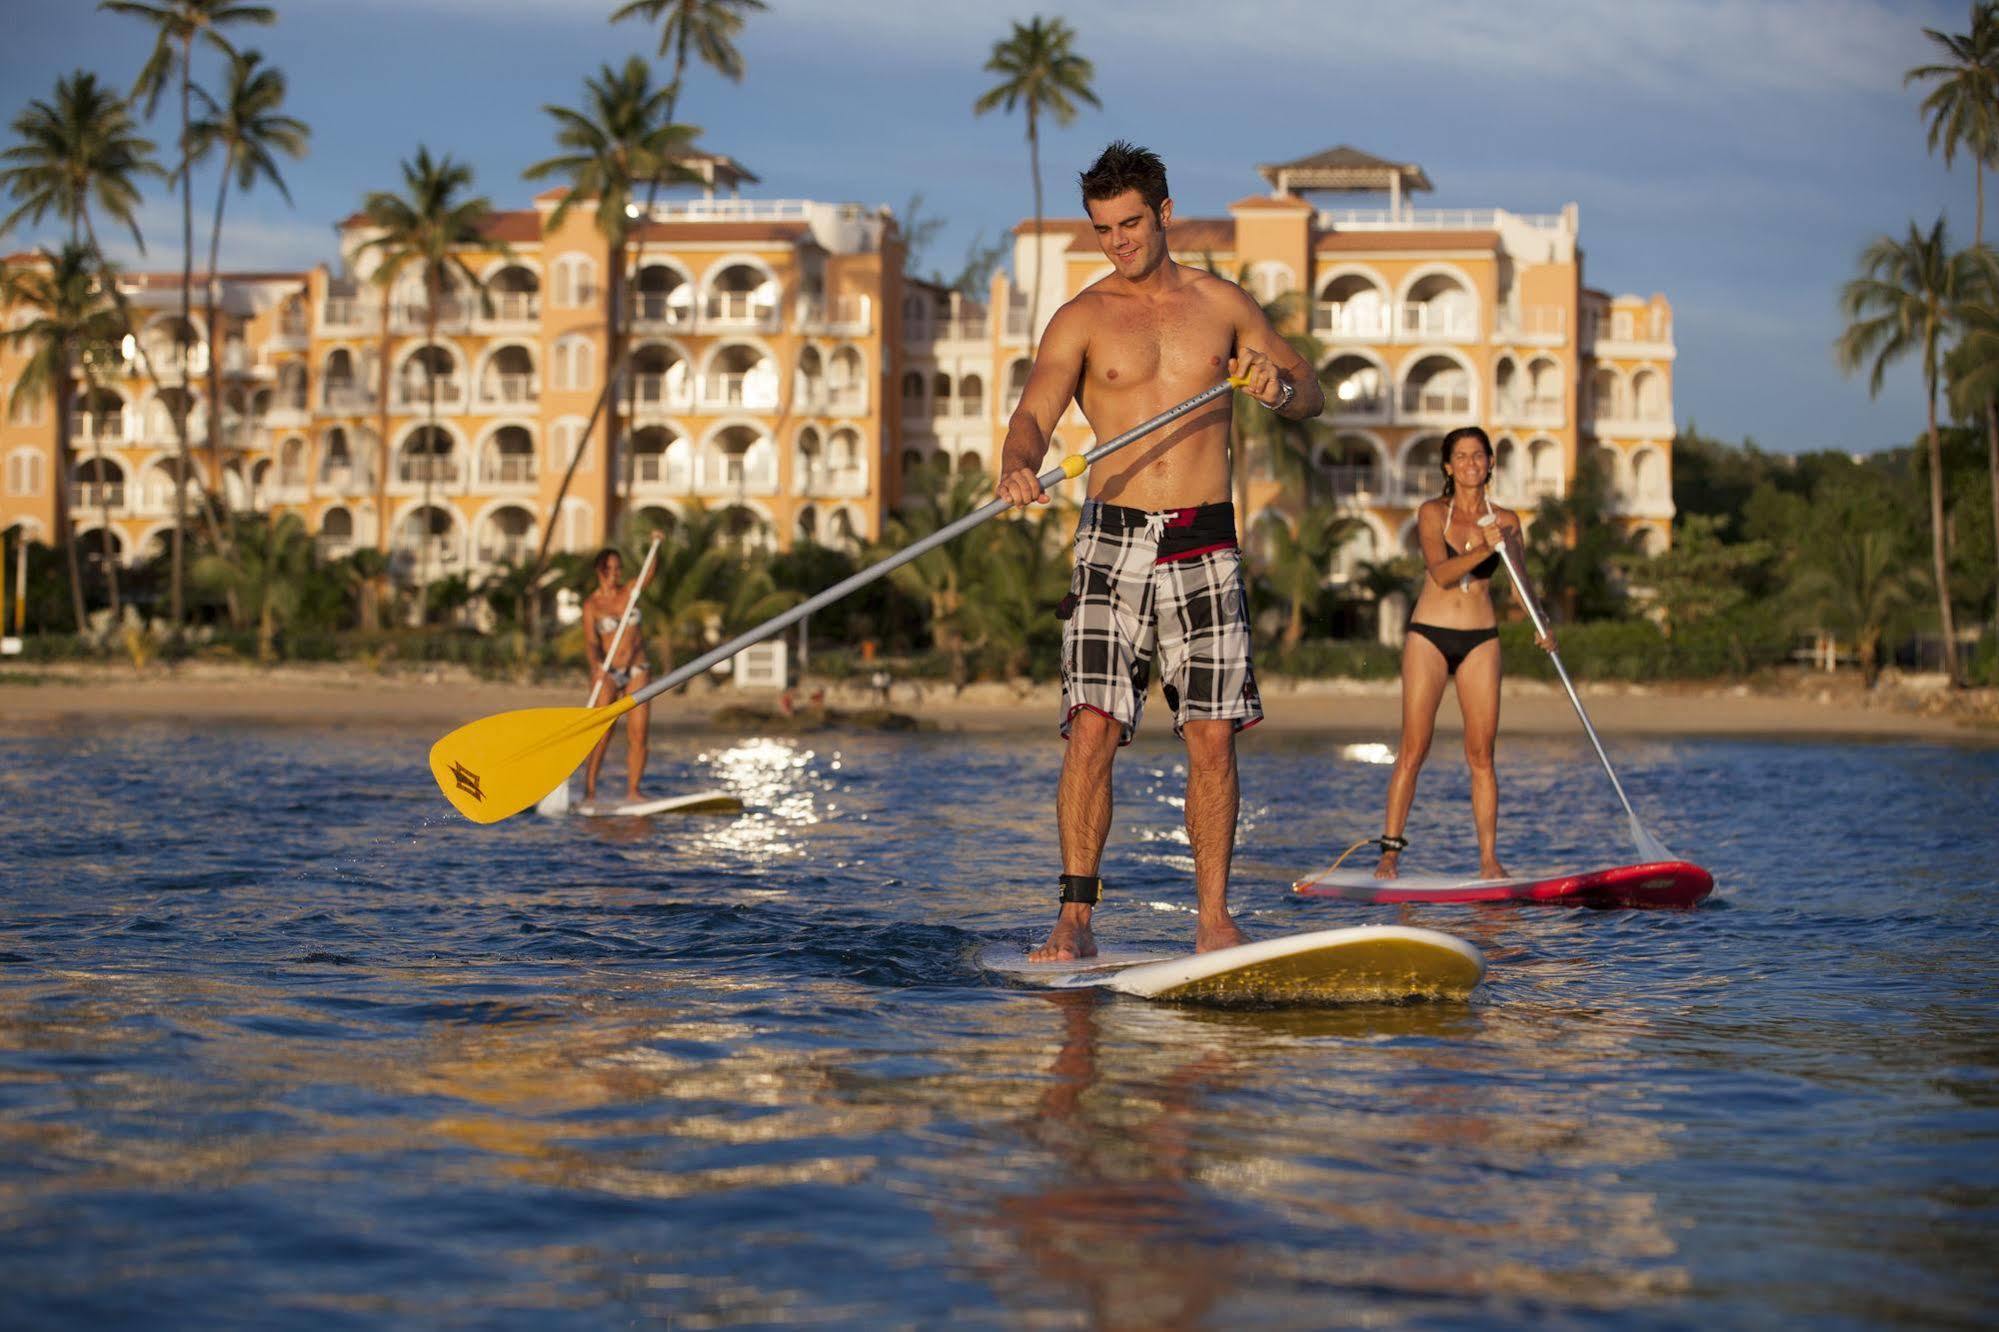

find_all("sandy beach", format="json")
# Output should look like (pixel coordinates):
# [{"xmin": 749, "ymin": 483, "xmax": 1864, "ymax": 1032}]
[{"xmin": 3, "ymin": 660, "xmax": 1994, "ymax": 743}]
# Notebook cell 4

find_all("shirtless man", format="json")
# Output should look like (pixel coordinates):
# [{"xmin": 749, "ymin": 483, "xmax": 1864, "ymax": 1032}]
[
  {"xmin": 995, "ymin": 141, "xmax": 1324, "ymax": 960},
  {"xmin": 581, "ymin": 543, "xmax": 660, "ymax": 804}
]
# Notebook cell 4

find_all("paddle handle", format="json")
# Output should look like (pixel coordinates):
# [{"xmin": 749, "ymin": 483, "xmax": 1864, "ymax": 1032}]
[
  {"xmin": 585, "ymin": 533, "xmax": 663, "ymax": 709},
  {"xmin": 1490, "ymin": 539, "xmax": 1643, "ymax": 827},
  {"xmin": 627, "ymin": 380, "xmax": 1238, "ymax": 708}
]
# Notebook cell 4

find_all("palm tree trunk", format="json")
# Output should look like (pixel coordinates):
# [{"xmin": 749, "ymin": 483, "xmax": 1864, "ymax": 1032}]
[
  {"xmin": 373, "ymin": 285, "xmax": 393, "ymax": 626},
  {"xmin": 170, "ymin": 34, "xmax": 196, "ymax": 631},
  {"xmin": 205, "ymin": 166, "xmax": 230, "ymax": 527},
  {"xmin": 1987, "ymin": 395, "xmax": 1999, "ymax": 660},
  {"xmin": 607, "ymin": 236, "xmax": 628, "ymax": 542},
  {"xmin": 83, "ymin": 370, "xmax": 121, "ymax": 621},
  {"xmin": 1027, "ymin": 108, "xmax": 1042, "ymax": 359},
  {"xmin": 53, "ymin": 371, "xmax": 85, "ymax": 633},
  {"xmin": 1925, "ymin": 375, "xmax": 1961, "ymax": 683},
  {"xmin": 1978, "ymin": 159, "xmax": 1986, "ymax": 249}
]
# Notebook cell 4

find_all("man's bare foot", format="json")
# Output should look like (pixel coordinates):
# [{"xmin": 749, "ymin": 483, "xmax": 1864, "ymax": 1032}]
[
  {"xmin": 1373, "ymin": 851, "xmax": 1401, "ymax": 880},
  {"xmin": 1194, "ymin": 916, "xmax": 1247, "ymax": 953},
  {"xmin": 1028, "ymin": 907, "xmax": 1096, "ymax": 962},
  {"xmin": 1480, "ymin": 860, "xmax": 1508, "ymax": 879}
]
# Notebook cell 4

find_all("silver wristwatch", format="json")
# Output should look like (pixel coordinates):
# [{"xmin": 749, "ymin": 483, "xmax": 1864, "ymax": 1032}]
[{"xmin": 1271, "ymin": 377, "xmax": 1295, "ymax": 413}]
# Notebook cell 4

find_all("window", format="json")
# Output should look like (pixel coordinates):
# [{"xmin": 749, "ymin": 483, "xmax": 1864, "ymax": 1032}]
[
  {"xmin": 548, "ymin": 417, "xmax": 586, "ymax": 472},
  {"xmin": 553, "ymin": 254, "xmax": 599, "ymax": 310},
  {"xmin": 6, "ymin": 448, "xmax": 45, "ymax": 496},
  {"xmin": 552, "ymin": 335, "xmax": 594, "ymax": 392}
]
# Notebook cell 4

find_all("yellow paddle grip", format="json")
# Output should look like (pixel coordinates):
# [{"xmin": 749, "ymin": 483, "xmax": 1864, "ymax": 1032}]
[{"xmin": 1061, "ymin": 454, "xmax": 1087, "ymax": 478}]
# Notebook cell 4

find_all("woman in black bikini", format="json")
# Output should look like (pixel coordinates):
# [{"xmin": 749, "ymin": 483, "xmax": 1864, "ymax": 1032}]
[
  {"xmin": 1375, "ymin": 426, "xmax": 1552, "ymax": 880},
  {"xmin": 581, "ymin": 544, "xmax": 659, "ymax": 804}
]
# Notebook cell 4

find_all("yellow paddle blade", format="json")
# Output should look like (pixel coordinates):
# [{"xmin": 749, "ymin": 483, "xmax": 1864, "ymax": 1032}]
[{"xmin": 428, "ymin": 698, "xmax": 637, "ymax": 824}]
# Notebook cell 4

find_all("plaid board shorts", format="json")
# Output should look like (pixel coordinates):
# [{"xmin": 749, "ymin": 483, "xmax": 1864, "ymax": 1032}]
[{"xmin": 1059, "ymin": 499, "xmax": 1263, "ymax": 744}]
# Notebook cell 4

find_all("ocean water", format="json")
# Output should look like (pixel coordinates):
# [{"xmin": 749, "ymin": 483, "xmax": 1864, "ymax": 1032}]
[{"xmin": 0, "ymin": 716, "xmax": 1994, "ymax": 1329}]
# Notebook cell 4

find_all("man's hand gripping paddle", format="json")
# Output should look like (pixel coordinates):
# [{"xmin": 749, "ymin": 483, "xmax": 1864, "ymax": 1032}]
[{"xmin": 429, "ymin": 379, "xmax": 1246, "ymax": 823}]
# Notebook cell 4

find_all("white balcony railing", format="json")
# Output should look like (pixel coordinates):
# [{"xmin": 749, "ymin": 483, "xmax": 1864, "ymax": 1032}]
[
  {"xmin": 1316, "ymin": 207, "xmax": 1565, "ymax": 232},
  {"xmin": 483, "ymin": 292, "xmax": 540, "ymax": 324},
  {"xmin": 797, "ymin": 294, "xmax": 872, "ymax": 333},
  {"xmin": 480, "ymin": 374, "xmax": 539, "ymax": 406},
  {"xmin": 628, "ymin": 292, "xmax": 694, "ymax": 327},
  {"xmin": 265, "ymin": 394, "xmax": 310, "ymax": 425},
  {"xmin": 1327, "ymin": 390, "xmax": 1390, "ymax": 421},
  {"xmin": 798, "ymin": 466, "xmax": 867, "ymax": 498},
  {"xmin": 1400, "ymin": 384, "xmax": 1471, "ymax": 417},
  {"xmin": 703, "ymin": 292, "xmax": 780, "ymax": 329},
  {"xmin": 394, "ymin": 378, "xmax": 466, "ymax": 410},
  {"xmin": 1495, "ymin": 306, "xmax": 1566, "ymax": 343},
  {"xmin": 1397, "ymin": 303, "xmax": 1478, "ymax": 341},
  {"xmin": 625, "ymin": 454, "xmax": 691, "ymax": 489},
  {"xmin": 483, "ymin": 454, "xmax": 536, "ymax": 485},
  {"xmin": 322, "ymin": 385, "xmax": 376, "ymax": 414},
  {"xmin": 396, "ymin": 457, "xmax": 460, "ymax": 485},
  {"xmin": 68, "ymin": 413, "xmax": 126, "ymax": 442},
  {"xmin": 630, "ymin": 372, "xmax": 694, "ymax": 411},
  {"xmin": 321, "ymin": 297, "xmax": 378, "ymax": 332},
  {"xmin": 699, "ymin": 372, "xmax": 781, "ymax": 412},
  {"xmin": 698, "ymin": 457, "xmax": 778, "ymax": 493},
  {"xmin": 477, "ymin": 539, "xmax": 534, "ymax": 566},
  {"xmin": 71, "ymin": 483, "xmax": 125, "ymax": 510},
  {"xmin": 1312, "ymin": 302, "xmax": 1392, "ymax": 340}
]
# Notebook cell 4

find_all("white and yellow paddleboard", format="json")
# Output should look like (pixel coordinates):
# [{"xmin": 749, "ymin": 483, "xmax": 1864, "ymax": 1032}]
[
  {"xmin": 980, "ymin": 925, "xmax": 1484, "ymax": 1005},
  {"xmin": 571, "ymin": 790, "xmax": 744, "ymax": 818}
]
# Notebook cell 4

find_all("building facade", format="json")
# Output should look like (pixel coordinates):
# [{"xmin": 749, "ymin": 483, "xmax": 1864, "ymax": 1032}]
[{"xmin": 2, "ymin": 146, "xmax": 1676, "ymax": 611}]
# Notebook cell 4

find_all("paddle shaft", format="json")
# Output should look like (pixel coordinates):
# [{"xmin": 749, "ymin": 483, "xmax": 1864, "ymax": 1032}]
[
  {"xmin": 585, "ymin": 533, "xmax": 662, "ymax": 709},
  {"xmin": 1490, "ymin": 538, "xmax": 1645, "ymax": 827},
  {"xmin": 625, "ymin": 380, "xmax": 1238, "ymax": 710}
]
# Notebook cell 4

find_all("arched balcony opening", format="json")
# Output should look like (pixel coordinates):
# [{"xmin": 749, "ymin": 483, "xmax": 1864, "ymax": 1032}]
[
  {"xmin": 1399, "ymin": 354, "xmax": 1472, "ymax": 422},
  {"xmin": 76, "ymin": 525, "xmax": 125, "ymax": 576},
  {"xmin": 140, "ymin": 459, "xmax": 186, "ymax": 516},
  {"xmin": 486, "ymin": 264, "xmax": 540, "ymax": 324},
  {"xmin": 321, "ymin": 347, "xmax": 373, "ymax": 413},
  {"xmin": 825, "ymin": 506, "xmax": 861, "ymax": 553},
  {"xmin": 1400, "ymin": 271, "xmax": 1476, "ymax": 340},
  {"xmin": 826, "ymin": 345, "xmax": 866, "ymax": 413},
  {"xmin": 319, "ymin": 506, "xmax": 356, "ymax": 560},
  {"xmin": 397, "ymin": 425, "xmax": 458, "ymax": 486},
  {"xmin": 957, "ymin": 451, "xmax": 983, "ymax": 477},
  {"xmin": 1590, "ymin": 368, "xmax": 1624, "ymax": 423},
  {"xmin": 319, "ymin": 427, "xmax": 358, "ymax": 493},
  {"xmin": 1493, "ymin": 357, "xmax": 1520, "ymax": 421},
  {"xmin": 900, "ymin": 370, "xmax": 925, "ymax": 419},
  {"xmin": 1313, "ymin": 272, "xmax": 1389, "ymax": 340},
  {"xmin": 1596, "ymin": 445, "xmax": 1624, "ymax": 504},
  {"xmin": 71, "ymin": 456, "xmax": 125, "ymax": 511},
  {"xmin": 704, "ymin": 263, "xmax": 779, "ymax": 328},
  {"xmin": 1524, "ymin": 356, "xmax": 1564, "ymax": 425},
  {"xmin": 621, "ymin": 426, "xmax": 690, "ymax": 491},
  {"xmin": 482, "ymin": 425, "xmax": 536, "ymax": 486},
  {"xmin": 701, "ymin": 424, "xmax": 777, "ymax": 495},
  {"xmin": 396, "ymin": 344, "xmax": 462, "ymax": 409},
  {"xmin": 1313, "ymin": 434, "xmax": 1383, "ymax": 502},
  {"xmin": 634, "ymin": 506, "xmax": 678, "ymax": 541},
  {"xmin": 1491, "ymin": 436, "xmax": 1522, "ymax": 502},
  {"xmin": 1633, "ymin": 369, "xmax": 1667, "ymax": 421},
  {"xmin": 703, "ymin": 344, "xmax": 778, "ymax": 412},
  {"xmin": 136, "ymin": 315, "xmax": 205, "ymax": 378},
  {"xmin": 1004, "ymin": 357, "xmax": 1030, "ymax": 414},
  {"xmin": 631, "ymin": 263, "xmax": 693, "ymax": 328},
  {"xmin": 477, "ymin": 504, "xmax": 537, "ymax": 566},
  {"xmin": 1632, "ymin": 447, "xmax": 1668, "ymax": 503},
  {"xmin": 1329, "ymin": 522, "xmax": 1379, "ymax": 586},
  {"xmin": 958, "ymin": 373, "xmax": 985, "ymax": 420},
  {"xmin": 277, "ymin": 436, "xmax": 309, "ymax": 493},
  {"xmin": 794, "ymin": 345, "xmax": 827, "ymax": 412},
  {"xmin": 69, "ymin": 386, "xmax": 125, "ymax": 443},
  {"xmin": 242, "ymin": 459, "xmax": 268, "ymax": 510},
  {"xmin": 630, "ymin": 343, "xmax": 690, "ymax": 412},
  {"xmin": 932, "ymin": 373, "xmax": 952, "ymax": 417},
  {"xmin": 1401, "ymin": 436, "xmax": 1443, "ymax": 500},
  {"xmin": 480, "ymin": 345, "xmax": 538, "ymax": 407},
  {"xmin": 1323, "ymin": 354, "xmax": 1386, "ymax": 420},
  {"xmin": 1527, "ymin": 438, "xmax": 1564, "ymax": 498},
  {"xmin": 273, "ymin": 361, "xmax": 308, "ymax": 417},
  {"xmin": 392, "ymin": 503, "xmax": 462, "ymax": 577},
  {"xmin": 716, "ymin": 503, "xmax": 772, "ymax": 554}
]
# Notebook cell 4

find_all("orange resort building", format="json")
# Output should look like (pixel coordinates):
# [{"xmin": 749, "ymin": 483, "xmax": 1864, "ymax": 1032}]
[{"xmin": 0, "ymin": 144, "xmax": 1675, "ymax": 620}]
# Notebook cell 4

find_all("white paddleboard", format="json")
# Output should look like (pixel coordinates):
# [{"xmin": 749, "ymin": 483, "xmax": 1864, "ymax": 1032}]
[
  {"xmin": 571, "ymin": 790, "xmax": 744, "ymax": 818},
  {"xmin": 980, "ymin": 925, "xmax": 1484, "ymax": 1005}
]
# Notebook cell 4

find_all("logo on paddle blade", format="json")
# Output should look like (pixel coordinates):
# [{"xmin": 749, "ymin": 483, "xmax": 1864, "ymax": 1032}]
[{"xmin": 450, "ymin": 760, "xmax": 484, "ymax": 802}]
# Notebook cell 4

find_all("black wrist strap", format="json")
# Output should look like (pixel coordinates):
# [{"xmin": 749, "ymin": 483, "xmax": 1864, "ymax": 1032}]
[
  {"xmin": 1058, "ymin": 874, "xmax": 1103, "ymax": 905},
  {"xmin": 1377, "ymin": 835, "xmax": 1408, "ymax": 854}
]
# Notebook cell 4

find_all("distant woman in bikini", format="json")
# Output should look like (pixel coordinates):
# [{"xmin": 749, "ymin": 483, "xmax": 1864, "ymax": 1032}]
[
  {"xmin": 1374, "ymin": 426, "xmax": 1553, "ymax": 879},
  {"xmin": 582, "ymin": 543, "xmax": 660, "ymax": 804}
]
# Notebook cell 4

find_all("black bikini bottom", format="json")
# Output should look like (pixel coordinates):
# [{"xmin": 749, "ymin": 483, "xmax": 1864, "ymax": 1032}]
[{"xmin": 1407, "ymin": 622, "xmax": 1498, "ymax": 675}]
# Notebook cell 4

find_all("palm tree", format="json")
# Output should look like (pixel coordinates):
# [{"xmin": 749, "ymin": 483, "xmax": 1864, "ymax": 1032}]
[
  {"xmin": 185, "ymin": 49, "xmax": 307, "ymax": 492},
  {"xmin": 883, "ymin": 463, "xmax": 998, "ymax": 687},
  {"xmin": 1945, "ymin": 288, "xmax": 1999, "ymax": 651},
  {"xmin": 1907, "ymin": 3, "xmax": 1999, "ymax": 244},
  {"xmin": 333, "ymin": 545, "xmax": 389, "ymax": 633},
  {"xmin": 1837, "ymin": 218, "xmax": 1985, "ymax": 683},
  {"xmin": 973, "ymin": 16, "xmax": 1099, "ymax": 356},
  {"xmin": 523, "ymin": 58, "xmax": 692, "ymax": 544},
  {"xmin": 191, "ymin": 511, "xmax": 311, "ymax": 661},
  {"xmin": 0, "ymin": 70, "xmax": 156, "ymax": 251},
  {"xmin": 356, "ymin": 147, "xmax": 494, "ymax": 624},
  {"xmin": 611, "ymin": 0, "xmax": 766, "ymax": 124},
  {"xmin": 102, "ymin": 0, "xmax": 274, "ymax": 627},
  {"xmin": 1258, "ymin": 504, "xmax": 1360, "ymax": 652},
  {"xmin": 3, "ymin": 244, "xmax": 127, "ymax": 630}
]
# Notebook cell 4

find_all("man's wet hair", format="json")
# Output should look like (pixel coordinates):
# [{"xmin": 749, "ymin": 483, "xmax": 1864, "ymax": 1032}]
[
  {"xmin": 593, "ymin": 546, "xmax": 621, "ymax": 577},
  {"xmin": 1079, "ymin": 141, "xmax": 1169, "ymax": 218}
]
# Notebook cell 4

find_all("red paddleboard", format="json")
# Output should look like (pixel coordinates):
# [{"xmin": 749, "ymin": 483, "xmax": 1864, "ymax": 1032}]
[{"xmin": 1292, "ymin": 860, "xmax": 1714, "ymax": 908}]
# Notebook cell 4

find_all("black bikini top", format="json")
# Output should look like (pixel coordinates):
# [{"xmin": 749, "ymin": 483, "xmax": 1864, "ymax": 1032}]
[{"xmin": 1445, "ymin": 535, "xmax": 1501, "ymax": 581}]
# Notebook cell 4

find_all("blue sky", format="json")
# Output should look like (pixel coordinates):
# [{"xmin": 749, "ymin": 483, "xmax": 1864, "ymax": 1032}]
[{"xmin": 1, "ymin": 0, "xmax": 1980, "ymax": 455}]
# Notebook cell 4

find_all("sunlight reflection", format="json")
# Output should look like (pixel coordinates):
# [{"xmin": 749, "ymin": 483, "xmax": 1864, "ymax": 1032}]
[{"xmin": 1341, "ymin": 742, "xmax": 1396, "ymax": 766}]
